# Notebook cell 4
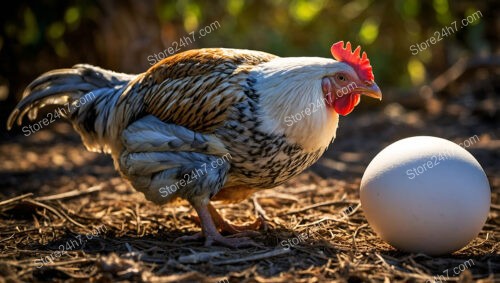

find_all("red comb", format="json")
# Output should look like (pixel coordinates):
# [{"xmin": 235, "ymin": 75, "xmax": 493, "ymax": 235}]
[{"xmin": 331, "ymin": 41, "xmax": 374, "ymax": 82}]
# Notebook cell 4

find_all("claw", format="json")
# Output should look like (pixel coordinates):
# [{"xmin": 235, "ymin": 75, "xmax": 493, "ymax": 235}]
[
  {"xmin": 208, "ymin": 204, "xmax": 265, "ymax": 234},
  {"xmin": 220, "ymin": 215, "xmax": 265, "ymax": 234},
  {"xmin": 190, "ymin": 204, "xmax": 265, "ymax": 234},
  {"xmin": 178, "ymin": 201, "xmax": 263, "ymax": 248}
]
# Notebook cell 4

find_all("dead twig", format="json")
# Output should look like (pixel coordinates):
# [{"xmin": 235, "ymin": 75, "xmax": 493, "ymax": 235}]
[
  {"xmin": 283, "ymin": 199, "xmax": 359, "ymax": 215},
  {"xmin": 0, "ymin": 193, "xmax": 33, "ymax": 207},
  {"xmin": 178, "ymin": 251, "xmax": 224, "ymax": 264},
  {"xmin": 22, "ymin": 199, "xmax": 66, "ymax": 220},
  {"xmin": 252, "ymin": 196, "xmax": 269, "ymax": 221},
  {"xmin": 422, "ymin": 56, "xmax": 500, "ymax": 96},
  {"xmin": 212, "ymin": 248, "xmax": 291, "ymax": 265},
  {"xmin": 0, "ymin": 233, "xmax": 15, "ymax": 243},
  {"xmin": 35, "ymin": 185, "xmax": 103, "ymax": 201}
]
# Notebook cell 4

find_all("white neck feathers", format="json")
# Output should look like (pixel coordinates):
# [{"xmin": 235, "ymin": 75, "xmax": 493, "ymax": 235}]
[{"xmin": 251, "ymin": 57, "xmax": 340, "ymax": 152}]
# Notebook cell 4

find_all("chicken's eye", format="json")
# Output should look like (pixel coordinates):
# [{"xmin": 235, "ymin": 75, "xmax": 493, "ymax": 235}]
[{"xmin": 337, "ymin": 74, "xmax": 346, "ymax": 82}]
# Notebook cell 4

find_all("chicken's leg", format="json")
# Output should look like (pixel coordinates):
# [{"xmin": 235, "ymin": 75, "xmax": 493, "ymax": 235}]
[
  {"xmin": 120, "ymin": 116, "xmax": 260, "ymax": 247},
  {"xmin": 187, "ymin": 203, "xmax": 264, "ymax": 233},
  {"xmin": 175, "ymin": 199, "xmax": 258, "ymax": 247},
  {"xmin": 207, "ymin": 203, "xmax": 263, "ymax": 235}
]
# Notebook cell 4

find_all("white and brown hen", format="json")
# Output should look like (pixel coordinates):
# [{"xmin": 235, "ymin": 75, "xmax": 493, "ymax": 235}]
[{"xmin": 8, "ymin": 41, "xmax": 382, "ymax": 247}]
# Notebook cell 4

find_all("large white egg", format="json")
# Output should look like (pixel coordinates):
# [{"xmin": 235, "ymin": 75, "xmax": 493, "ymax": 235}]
[{"xmin": 360, "ymin": 136, "xmax": 490, "ymax": 255}]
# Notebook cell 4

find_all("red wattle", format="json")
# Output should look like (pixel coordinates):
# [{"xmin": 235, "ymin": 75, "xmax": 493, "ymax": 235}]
[{"xmin": 333, "ymin": 94, "xmax": 360, "ymax": 116}]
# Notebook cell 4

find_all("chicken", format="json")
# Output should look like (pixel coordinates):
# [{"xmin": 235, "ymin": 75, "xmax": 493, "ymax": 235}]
[{"xmin": 7, "ymin": 41, "xmax": 382, "ymax": 247}]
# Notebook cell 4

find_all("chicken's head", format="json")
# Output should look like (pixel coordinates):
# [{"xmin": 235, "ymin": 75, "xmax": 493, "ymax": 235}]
[
  {"xmin": 322, "ymin": 41, "xmax": 382, "ymax": 116},
  {"xmin": 252, "ymin": 42, "xmax": 382, "ymax": 151}
]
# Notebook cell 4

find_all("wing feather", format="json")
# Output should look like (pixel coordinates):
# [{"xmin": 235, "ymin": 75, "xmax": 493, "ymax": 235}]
[{"xmin": 138, "ymin": 48, "xmax": 277, "ymax": 133}]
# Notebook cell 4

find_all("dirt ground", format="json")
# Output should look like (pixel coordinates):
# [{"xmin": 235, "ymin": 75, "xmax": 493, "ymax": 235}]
[{"xmin": 0, "ymin": 89, "xmax": 498, "ymax": 282}]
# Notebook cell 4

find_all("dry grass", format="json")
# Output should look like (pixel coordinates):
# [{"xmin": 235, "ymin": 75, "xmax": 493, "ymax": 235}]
[{"xmin": 0, "ymin": 108, "xmax": 498, "ymax": 282}]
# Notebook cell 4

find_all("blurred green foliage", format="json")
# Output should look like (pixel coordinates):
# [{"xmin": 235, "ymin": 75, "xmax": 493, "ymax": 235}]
[{"xmin": 0, "ymin": 0, "xmax": 495, "ymax": 104}]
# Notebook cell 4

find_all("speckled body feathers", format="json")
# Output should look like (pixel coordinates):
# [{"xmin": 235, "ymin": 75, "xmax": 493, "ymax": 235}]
[{"xmin": 8, "ymin": 48, "xmax": 340, "ymax": 205}]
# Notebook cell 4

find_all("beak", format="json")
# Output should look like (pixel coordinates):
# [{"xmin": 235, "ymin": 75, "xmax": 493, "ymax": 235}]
[{"xmin": 356, "ymin": 82, "xmax": 382, "ymax": 100}]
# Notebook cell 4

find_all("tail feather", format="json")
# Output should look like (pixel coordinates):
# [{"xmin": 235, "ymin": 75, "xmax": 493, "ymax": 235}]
[{"xmin": 7, "ymin": 64, "xmax": 135, "ymax": 130}]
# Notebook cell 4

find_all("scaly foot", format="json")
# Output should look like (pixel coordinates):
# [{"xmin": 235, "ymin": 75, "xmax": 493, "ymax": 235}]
[
  {"xmin": 206, "ymin": 203, "xmax": 265, "ymax": 234},
  {"xmin": 176, "ymin": 201, "xmax": 261, "ymax": 247}
]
